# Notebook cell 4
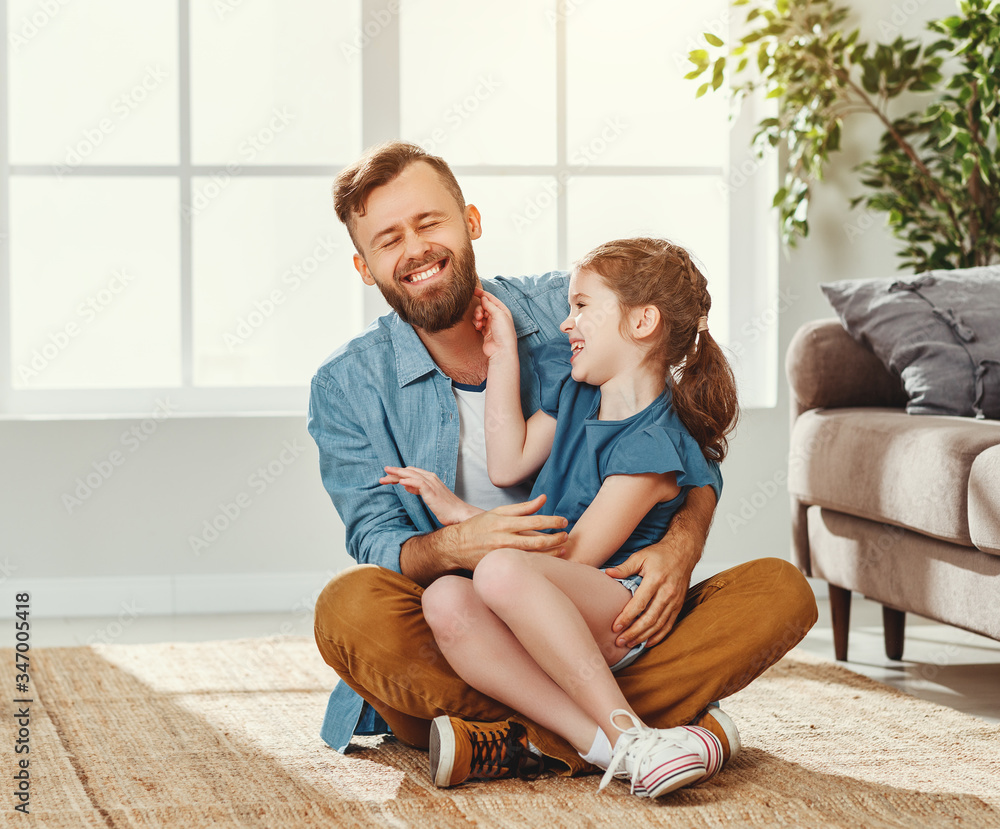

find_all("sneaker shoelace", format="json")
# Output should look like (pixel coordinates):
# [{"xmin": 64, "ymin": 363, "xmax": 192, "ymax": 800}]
[
  {"xmin": 598, "ymin": 709, "xmax": 701, "ymax": 795},
  {"xmin": 468, "ymin": 722, "xmax": 535, "ymax": 779}
]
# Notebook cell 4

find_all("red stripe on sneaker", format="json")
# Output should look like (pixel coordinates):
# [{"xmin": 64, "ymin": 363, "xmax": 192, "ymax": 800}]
[
  {"xmin": 639, "ymin": 753, "xmax": 705, "ymax": 795},
  {"xmin": 683, "ymin": 726, "xmax": 723, "ymax": 778}
]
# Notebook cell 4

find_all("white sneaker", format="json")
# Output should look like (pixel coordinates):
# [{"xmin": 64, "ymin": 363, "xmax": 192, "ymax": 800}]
[{"xmin": 598, "ymin": 710, "xmax": 721, "ymax": 798}]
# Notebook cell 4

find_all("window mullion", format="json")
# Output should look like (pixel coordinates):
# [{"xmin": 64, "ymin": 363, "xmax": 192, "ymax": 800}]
[
  {"xmin": 0, "ymin": 1, "xmax": 12, "ymax": 413},
  {"xmin": 179, "ymin": 0, "xmax": 193, "ymax": 391},
  {"xmin": 556, "ymin": 0, "xmax": 568, "ymax": 269}
]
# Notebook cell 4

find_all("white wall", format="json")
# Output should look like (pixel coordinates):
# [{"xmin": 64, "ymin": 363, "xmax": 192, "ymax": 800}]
[{"xmin": 3, "ymin": 0, "xmax": 953, "ymax": 616}]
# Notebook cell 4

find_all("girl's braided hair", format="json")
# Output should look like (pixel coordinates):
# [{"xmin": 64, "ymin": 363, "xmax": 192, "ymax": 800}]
[{"xmin": 575, "ymin": 238, "xmax": 739, "ymax": 462}]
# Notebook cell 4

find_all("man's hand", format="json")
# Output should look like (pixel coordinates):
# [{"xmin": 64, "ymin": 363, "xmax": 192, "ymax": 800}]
[
  {"xmin": 604, "ymin": 543, "xmax": 697, "ymax": 648},
  {"xmin": 603, "ymin": 485, "xmax": 717, "ymax": 648},
  {"xmin": 400, "ymin": 494, "xmax": 569, "ymax": 585}
]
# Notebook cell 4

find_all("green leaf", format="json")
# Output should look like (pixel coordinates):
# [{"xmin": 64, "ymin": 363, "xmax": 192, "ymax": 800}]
[
  {"xmin": 828, "ymin": 120, "xmax": 842, "ymax": 152},
  {"xmin": 705, "ymin": 33, "xmax": 724, "ymax": 47},
  {"xmin": 862, "ymin": 63, "xmax": 880, "ymax": 94},
  {"xmin": 712, "ymin": 56, "xmax": 726, "ymax": 91},
  {"xmin": 696, "ymin": 82, "xmax": 711, "ymax": 98},
  {"xmin": 690, "ymin": 49, "xmax": 709, "ymax": 65},
  {"xmin": 757, "ymin": 47, "xmax": 769, "ymax": 73}
]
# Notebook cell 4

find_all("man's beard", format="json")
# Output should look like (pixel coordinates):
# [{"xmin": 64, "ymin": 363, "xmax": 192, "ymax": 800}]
[{"xmin": 378, "ymin": 239, "xmax": 478, "ymax": 333}]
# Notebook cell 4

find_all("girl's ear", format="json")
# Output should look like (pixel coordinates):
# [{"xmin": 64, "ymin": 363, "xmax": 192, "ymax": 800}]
[{"xmin": 631, "ymin": 305, "xmax": 661, "ymax": 340}]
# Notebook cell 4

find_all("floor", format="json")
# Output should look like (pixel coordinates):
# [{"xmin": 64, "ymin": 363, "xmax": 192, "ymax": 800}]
[{"xmin": 31, "ymin": 591, "xmax": 1000, "ymax": 725}]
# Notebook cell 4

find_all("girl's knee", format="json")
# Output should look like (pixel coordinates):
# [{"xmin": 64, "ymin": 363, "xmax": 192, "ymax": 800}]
[
  {"xmin": 421, "ymin": 575, "xmax": 474, "ymax": 636},
  {"xmin": 473, "ymin": 548, "xmax": 531, "ymax": 610}
]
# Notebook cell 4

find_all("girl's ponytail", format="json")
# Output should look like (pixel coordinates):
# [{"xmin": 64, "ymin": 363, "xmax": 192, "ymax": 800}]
[
  {"xmin": 670, "ymin": 326, "xmax": 739, "ymax": 462},
  {"xmin": 669, "ymin": 246, "xmax": 738, "ymax": 462}
]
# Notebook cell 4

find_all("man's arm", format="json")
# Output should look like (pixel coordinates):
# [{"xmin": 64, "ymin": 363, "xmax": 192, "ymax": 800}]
[
  {"xmin": 310, "ymin": 375, "xmax": 568, "ymax": 584},
  {"xmin": 400, "ymin": 495, "xmax": 569, "ymax": 586},
  {"xmin": 604, "ymin": 484, "xmax": 717, "ymax": 648}
]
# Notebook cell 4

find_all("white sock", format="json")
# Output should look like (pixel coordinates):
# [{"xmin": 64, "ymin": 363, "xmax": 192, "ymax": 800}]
[{"xmin": 578, "ymin": 727, "xmax": 613, "ymax": 769}]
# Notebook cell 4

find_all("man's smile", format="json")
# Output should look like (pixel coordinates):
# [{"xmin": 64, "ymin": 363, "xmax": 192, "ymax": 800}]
[{"xmin": 402, "ymin": 258, "xmax": 448, "ymax": 284}]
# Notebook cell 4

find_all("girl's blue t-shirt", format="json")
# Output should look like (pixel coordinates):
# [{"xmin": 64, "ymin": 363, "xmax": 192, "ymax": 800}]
[{"xmin": 528, "ymin": 338, "xmax": 718, "ymax": 569}]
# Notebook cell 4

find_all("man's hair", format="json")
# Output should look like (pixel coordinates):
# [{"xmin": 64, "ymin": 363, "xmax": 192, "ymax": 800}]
[{"xmin": 332, "ymin": 141, "xmax": 466, "ymax": 251}]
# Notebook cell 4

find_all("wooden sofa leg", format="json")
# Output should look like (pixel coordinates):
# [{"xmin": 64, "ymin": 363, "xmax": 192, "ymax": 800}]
[
  {"xmin": 883, "ymin": 606, "xmax": 906, "ymax": 661},
  {"xmin": 828, "ymin": 584, "xmax": 851, "ymax": 662}
]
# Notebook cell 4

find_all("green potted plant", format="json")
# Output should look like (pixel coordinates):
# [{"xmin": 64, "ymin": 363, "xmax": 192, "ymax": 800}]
[{"xmin": 687, "ymin": 0, "xmax": 1000, "ymax": 271}]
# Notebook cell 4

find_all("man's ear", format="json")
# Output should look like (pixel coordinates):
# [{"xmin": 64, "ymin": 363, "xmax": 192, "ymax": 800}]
[
  {"xmin": 632, "ymin": 305, "xmax": 661, "ymax": 339},
  {"xmin": 354, "ymin": 253, "xmax": 376, "ymax": 286},
  {"xmin": 465, "ymin": 204, "xmax": 483, "ymax": 241}
]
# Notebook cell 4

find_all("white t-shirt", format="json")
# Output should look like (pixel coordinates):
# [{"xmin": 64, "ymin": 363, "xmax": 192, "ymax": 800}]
[{"xmin": 452, "ymin": 382, "xmax": 533, "ymax": 510}]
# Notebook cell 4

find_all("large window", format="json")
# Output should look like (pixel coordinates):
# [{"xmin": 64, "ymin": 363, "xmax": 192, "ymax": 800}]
[{"xmin": 1, "ymin": 0, "xmax": 776, "ymax": 416}]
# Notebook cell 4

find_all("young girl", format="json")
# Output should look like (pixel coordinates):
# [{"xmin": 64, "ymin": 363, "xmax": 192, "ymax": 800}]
[{"xmin": 380, "ymin": 238, "xmax": 739, "ymax": 798}]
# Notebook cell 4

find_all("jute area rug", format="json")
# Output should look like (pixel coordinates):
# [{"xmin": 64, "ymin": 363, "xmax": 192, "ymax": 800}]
[{"xmin": 5, "ymin": 638, "xmax": 999, "ymax": 829}]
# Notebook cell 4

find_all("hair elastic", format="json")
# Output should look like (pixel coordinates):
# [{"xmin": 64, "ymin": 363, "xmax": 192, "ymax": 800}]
[{"xmin": 697, "ymin": 316, "xmax": 709, "ymax": 333}]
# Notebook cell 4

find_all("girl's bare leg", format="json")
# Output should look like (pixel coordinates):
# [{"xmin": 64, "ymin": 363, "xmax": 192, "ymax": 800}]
[
  {"xmin": 423, "ymin": 553, "xmax": 637, "ymax": 752},
  {"xmin": 473, "ymin": 549, "xmax": 639, "ymax": 746},
  {"xmin": 422, "ymin": 575, "xmax": 601, "ymax": 751}
]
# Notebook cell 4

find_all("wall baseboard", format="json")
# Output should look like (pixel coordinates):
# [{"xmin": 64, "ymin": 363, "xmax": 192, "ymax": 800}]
[
  {"xmin": 3, "ymin": 571, "xmax": 338, "ymax": 618},
  {"xmin": 6, "ymin": 562, "xmax": 823, "ymax": 619}
]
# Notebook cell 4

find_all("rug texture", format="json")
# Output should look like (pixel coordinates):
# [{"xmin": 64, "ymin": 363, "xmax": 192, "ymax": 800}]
[{"xmin": 3, "ymin": 637, "xmax": 998, "ymax": 828}]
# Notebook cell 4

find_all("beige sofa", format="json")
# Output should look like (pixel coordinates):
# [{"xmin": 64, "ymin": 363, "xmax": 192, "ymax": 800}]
[{"xmin": 786, "ymin": 319, "xmax": 1000, "ymax": 660}]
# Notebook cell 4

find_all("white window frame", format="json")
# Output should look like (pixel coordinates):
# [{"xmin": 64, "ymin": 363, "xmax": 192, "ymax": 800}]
[{"xmin": 0, "ymin": 0, "xmax": 777, "ymax": 418}]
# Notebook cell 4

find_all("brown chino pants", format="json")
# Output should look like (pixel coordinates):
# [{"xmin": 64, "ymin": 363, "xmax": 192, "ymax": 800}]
[{"xmin": 313, "ymin": 556, "xmax": 818, "ymax": 774}]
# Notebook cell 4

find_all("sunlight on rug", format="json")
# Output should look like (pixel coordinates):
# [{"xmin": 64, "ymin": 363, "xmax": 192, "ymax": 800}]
[{"xmin": 3, "ymin": 637, "xmax": 998, "ymax": 828}]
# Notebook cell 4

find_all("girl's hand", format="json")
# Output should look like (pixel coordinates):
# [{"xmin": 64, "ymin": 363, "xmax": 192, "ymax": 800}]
[
  {"xmin": 380, "ymin": 466, "xmax": 483, "ymax": 526},
  {"xmin": 474, "ymin": 288, "xmax": 518, "ymax": 362}
]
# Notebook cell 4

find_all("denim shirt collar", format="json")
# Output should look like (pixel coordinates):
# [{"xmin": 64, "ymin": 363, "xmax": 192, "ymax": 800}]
[{"xmin": 388, "ymin": 280, "xmax": 541, "ymax": 388}]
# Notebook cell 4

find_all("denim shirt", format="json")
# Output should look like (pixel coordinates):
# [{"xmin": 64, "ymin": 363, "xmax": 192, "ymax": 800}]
[{"xmin": 307, "ymin": 271, "xmax": 723, "ymax": 752}]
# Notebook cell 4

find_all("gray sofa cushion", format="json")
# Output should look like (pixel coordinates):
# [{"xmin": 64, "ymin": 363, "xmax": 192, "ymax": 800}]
[
  {"xmin": 821, "ymin": 266, "xmax": 1000, "ymax": 419},
  {"xmin": 788, "ymin": 407, "xmax": 1000, "ymax": 552}
]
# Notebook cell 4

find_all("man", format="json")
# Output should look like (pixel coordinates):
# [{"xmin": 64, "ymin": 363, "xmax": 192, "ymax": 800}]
[{"xmin": 309, "ymin": 141, "xmax": 817, "ymax": 787}]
